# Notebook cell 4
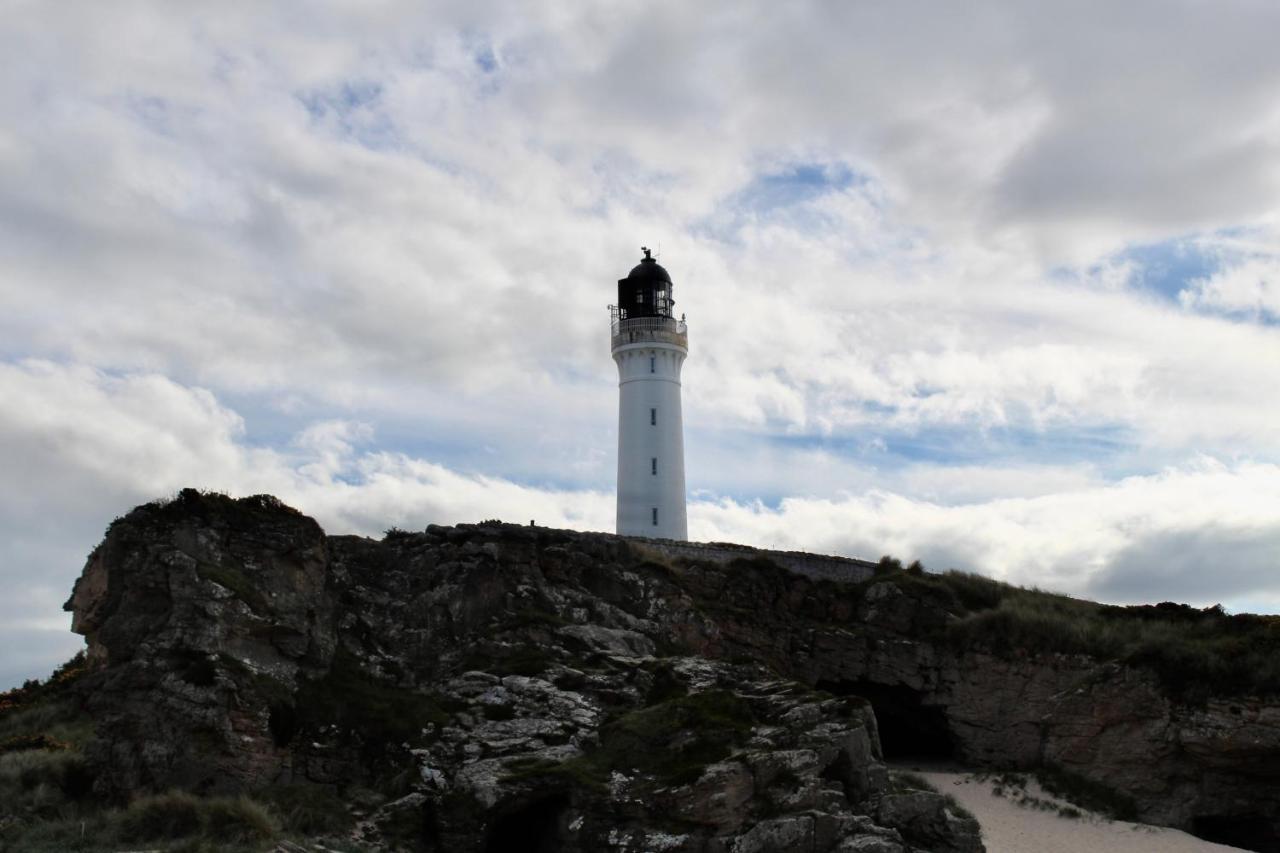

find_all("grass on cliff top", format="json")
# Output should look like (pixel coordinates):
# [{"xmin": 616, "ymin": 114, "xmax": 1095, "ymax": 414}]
[{"xmin": 875, "ymin": 560, "xmax": 1280, "ymax": 701}]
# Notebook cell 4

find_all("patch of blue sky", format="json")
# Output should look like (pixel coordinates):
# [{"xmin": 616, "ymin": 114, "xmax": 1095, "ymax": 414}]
[
  {"xmin": 123, "ymin": 93, "xmax": 174, "ymax": 136},
  {"xmin": 299, "ymin": 81, "xmax": 382, "ymax": 119},
  {"xmin": 1068, "ymin": 231, "xmax": 1260, "ymax": 302},
  {"xmin": 888, "ymin": 423, "xmax": 1134, "ymax": 466},
  {"xmin": 1114, "ymin": 237, "xmax": 1221, "ymax": 300},
  {"xmin": 297, "ymin": 81, "xmax": 398, "ymax": 150},
  {"xmin": 735, "ymin": 420, "xmax": 1138, "ymax": 476},
  {"xmin": 473, "ymin": 43, "xmax": 498, "ymax": 73},
  {"xmin": 739, "ymin": 163, "xmax": 862, "ymax": 212},
  {"xmin": 694, "ymin": 161, "xmax": 870, "ymax": 244},
  {"xmin": 1222, "ymin": 597, "xmax": 1280, "ymax": 617}
]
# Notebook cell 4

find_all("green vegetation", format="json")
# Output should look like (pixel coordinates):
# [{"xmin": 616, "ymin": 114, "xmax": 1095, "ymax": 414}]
[
  {"xmin": 195, "ymin": 563, "xmax": 269, "ymax": 614},
  {"xmin": 252, "ymin": 784, "xmax": 355, "ymax": 836},
  {"xmin": 1036, "ymin": 764, "xmax": 1138, "ymax": 821},
  {"xmin": 979, "ymin": 768, "xmax": 1135, "ymax": 821},
  {"xmin": 481, "ymin": 703, "xmax": 517, "ymax": 721},
  {"xmin": 118, "ymin": 791, "xmax": 273, "ymax": 844},
  {"xmin": 295, "ymin": 645, "xmax": 455, "ymax": 750},
  {"xmin": 887, "ymin": 770, "xmax": 976, "ymax": 822},
  {"xmin": 0, "ymin": 653, "xmax": 98, "ymax": 843},
  {"xmin": 0, "ymin": 654, "xmax": 360, "ymax": 852},
  {"xmin": 644, "ymin": 660, "xmax": 691, "ymax": 704},
  {"xmin": 888, "ymin": 769, "xmax": 933, "ymax": 793},
  {"xmin": 870, "ymin": 559, "xmax": 1280, "ymax": 700},
  {"xmin": 598, "ymin": 689, "xmax": 755, "ymax": 785},
  {"xmin": 500, "ymin": 754, "xmax": 608, "ymax": 793},
  {"xmin": 503, "ymin": 688, "xmax": 756, "ymax": 791},
  {"xmin": 1, "ymin": 789, "xmax": 281, "ymax": 852},
  {"xmin": 459, "ymin": 643, "xmax": 555, "ymax": 677},
  {"xmin": 508, "ymin": 607, "xmax": 570, "ymax": 631}
]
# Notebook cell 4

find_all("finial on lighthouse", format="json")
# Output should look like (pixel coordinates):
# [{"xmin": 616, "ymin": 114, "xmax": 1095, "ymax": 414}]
[{"xmin": 642, "ymin": 246, "xmax": 652, "ymax": 260}]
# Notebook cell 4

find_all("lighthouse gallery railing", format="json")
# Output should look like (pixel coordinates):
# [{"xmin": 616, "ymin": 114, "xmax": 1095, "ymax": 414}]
[{"xmin": 609, "ymin": 315, "xmax": 688, "ymax": 349}]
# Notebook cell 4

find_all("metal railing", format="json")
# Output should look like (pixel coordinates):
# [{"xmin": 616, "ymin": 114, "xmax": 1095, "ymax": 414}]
[{"xmin": 609, "ymin": 316, "xmax": 688, "ymax": 337}]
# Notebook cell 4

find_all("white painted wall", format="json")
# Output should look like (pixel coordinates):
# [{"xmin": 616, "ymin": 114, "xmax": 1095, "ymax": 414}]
[{"xmin": 613, "ymin": 336, "xmax": 688, "ymax": 539}]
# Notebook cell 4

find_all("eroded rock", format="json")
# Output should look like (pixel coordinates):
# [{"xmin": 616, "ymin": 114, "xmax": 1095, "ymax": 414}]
[{"xmin": 58, "ymin": 490, "xmax": 1280, "ymax": 851}]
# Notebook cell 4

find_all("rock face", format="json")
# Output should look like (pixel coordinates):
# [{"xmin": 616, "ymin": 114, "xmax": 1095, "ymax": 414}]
[{"xmin": 64, "ymin": 491, "xmax": 1280, "ymax": 851}]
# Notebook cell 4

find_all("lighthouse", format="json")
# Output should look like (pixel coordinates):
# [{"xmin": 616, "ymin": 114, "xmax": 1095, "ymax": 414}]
[{"xmin": 610, "ymin": 248, "xmax": 689, "ymax": 539}]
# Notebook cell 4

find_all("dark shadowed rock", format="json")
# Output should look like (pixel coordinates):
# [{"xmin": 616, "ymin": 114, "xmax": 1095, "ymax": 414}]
[{"xmin": 59, "ymin": 490, "xmax": 1280, "ymax": 851}]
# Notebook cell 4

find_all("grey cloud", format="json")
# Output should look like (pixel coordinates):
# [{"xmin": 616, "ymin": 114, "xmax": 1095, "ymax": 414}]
[
  {"xmin": 1087, "ymin": 526, "xmax": 1280, "ymax": 606},
  {"xmin": 4, "ymin": 2, "xmax": 1280, "ymax": 687}
]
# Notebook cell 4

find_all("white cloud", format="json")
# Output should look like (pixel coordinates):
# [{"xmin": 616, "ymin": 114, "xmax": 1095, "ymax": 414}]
[
  {"xmin": 2, "ymin": 363, "xmax": 1276, "ymax": 691},
  {"xmin": 4, "ymin": 3, "xmax": 1280, "ymax": 684},
  {"xmin": 689, "ymin": 457, "xmax": 1280, "ymax": 608},
  {"xmin": 1181, "ymin": 254, "xmax": 1280, "ymax": 321}
]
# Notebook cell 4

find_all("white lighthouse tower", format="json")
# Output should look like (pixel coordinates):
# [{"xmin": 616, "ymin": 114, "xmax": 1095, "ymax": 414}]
[{"xmin": 611, "ymin": 248, "xmax": 688, "ymax": 539}]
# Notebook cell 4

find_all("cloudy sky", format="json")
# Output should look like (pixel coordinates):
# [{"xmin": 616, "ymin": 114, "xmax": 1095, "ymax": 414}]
[{"xmin": 3, "ymin": 0, "xmax": 1280, "ymax": 687}]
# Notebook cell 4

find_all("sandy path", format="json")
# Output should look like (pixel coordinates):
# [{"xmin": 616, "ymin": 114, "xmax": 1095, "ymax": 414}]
[{"xmin": 917, "ymin": 769, "xmax": 1244, "ymax": 853}]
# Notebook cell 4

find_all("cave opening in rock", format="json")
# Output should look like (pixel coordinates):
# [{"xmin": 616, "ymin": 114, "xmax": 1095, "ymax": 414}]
[
  {"xmin": 818, "ymin": 680, "xmax": 954, "ymax": 761},
  {"xmin": 1191, "ymin": 813, "xmax": 1274, "ymax": 852},
  {"xmin": 483, "ymin": 793, "xmax": 569, "ymax": 853},
  {"xmin": 267, "ymin": 702, "xmax": 298, "ymax": 747}
]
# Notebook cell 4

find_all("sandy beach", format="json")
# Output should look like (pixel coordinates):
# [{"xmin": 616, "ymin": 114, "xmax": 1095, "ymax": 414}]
[{"xmin": 916, "ymin": 769, "xmax": 1245, "ymax": 853}]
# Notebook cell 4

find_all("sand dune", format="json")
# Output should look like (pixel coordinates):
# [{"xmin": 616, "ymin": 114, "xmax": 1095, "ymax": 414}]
[{"xmin": 917, "ymin": 769, "xmax": 1245, "ymax": 853}]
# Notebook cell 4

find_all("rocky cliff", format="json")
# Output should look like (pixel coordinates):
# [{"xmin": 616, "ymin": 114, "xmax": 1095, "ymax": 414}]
[{"xmin": 56, "ymin": 491, "xmax": 1280, "ymax": 851}]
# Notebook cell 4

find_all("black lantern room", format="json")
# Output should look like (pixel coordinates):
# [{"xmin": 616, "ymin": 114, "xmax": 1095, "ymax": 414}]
[{"xmin": 616, "ymin": 247, "xmax": 674, "ymax": 320}]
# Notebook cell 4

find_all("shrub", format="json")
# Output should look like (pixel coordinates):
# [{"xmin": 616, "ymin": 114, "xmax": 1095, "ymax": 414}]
[
  {"xmin": 116, "ymin": 791, "xmax": 277, "ymax": 845},
  {"xmin": 117, "ymin": 791, "xmax": 204, "ymax": 841},
  {"xmin": 200, "ymin": 796, "xmax": 275, "ymax": 843},
  {"xmin": 504, "ymin": 689, "xmax": 757, "ymax": 791},
  {"xmin": 945, "ymin": 588, "xmax": 1280, "ymax": 699},
  {"xmin": 256, "ymin": 784, "xmax": 352, "ymax": 836},
  {"xmin": 296, "ymin": 645, "xmax": 452, "ymax": 750},
  {"xmin": 0, "ymin": 733, "xmax": 71, "ymax": 755},
  {"xmin": 595, "ymin": 689, "xmax": 755, "ymax": 785},
  {"xmin": 481, "ymin": 703, "xmax": 517, "ymax": 721},
  {"xmin": 888, "ymin": 771, "xmax": 976, "ymax": 821},
  {"xmin": 936, "ymin": 571, "xmax": 1007, "ymax": 612},
  {"xmin": 0, "ymin": 747, "xmax": 95, "ymax": 812},
  {"xmin": 1036, "ymin": 764, "xmax": 1137, "ymax": 821},
  {"xmin": 875, "ymin": 556, "xmax": 904, "ymax": 576},
  {"xmin": 889, "ymin": 770, "xmax": 932, "ymax": 792},
  {"xmin": 195, "ymin": 563, "xmax": 269, "ymax": 614}
]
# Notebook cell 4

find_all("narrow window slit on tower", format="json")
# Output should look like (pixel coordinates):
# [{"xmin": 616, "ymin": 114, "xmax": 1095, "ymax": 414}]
[
  {"xmin": 651, "ymin": 457, "xmax": 657, "ymax": 475},
  {"xmin": 650, "ymin": 356, "xmax": 655, "ymax": 373},
  {"xmin": 650, "ymin": 408, "xmax": 656, "ymax": 425},
  {"xmin": 652, "ymin": 507, "xmax": 658, "ymax": 526}
]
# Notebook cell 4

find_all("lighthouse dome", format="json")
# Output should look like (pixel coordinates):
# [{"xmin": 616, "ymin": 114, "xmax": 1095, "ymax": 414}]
[
  {"xmin": 625, "ymin": 255, "xmax": 672, "ymax": 284},
  {"xmin": 617, "ymin": 248, "xmax": 675, "ymax": 319}
]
